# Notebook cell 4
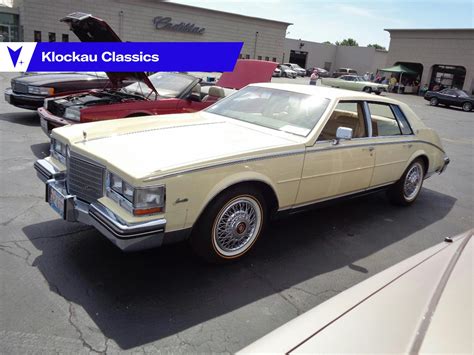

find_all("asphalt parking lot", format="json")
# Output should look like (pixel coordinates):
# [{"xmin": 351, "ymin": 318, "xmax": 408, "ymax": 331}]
[{"xmin": 1, "ymin": 73, "xmax": 472, "ymax": 354}]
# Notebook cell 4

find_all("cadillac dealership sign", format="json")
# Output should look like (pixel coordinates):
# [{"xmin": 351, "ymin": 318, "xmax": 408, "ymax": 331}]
[{"xmin": 153, "ymin": 16, "xmax": 205, "ymax": 35}]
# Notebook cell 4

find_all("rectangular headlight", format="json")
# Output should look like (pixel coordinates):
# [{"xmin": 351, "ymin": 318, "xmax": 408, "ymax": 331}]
[
  {"xmin": 28, "ymin": 86, "xmax": 54, "ymax": 96},
  {"xmin": 50, "ymin": 138, "xmax": 66, "ymax": 164},
  {"xmin": 64, "ymin": 106, "xmax": 81, "ymax": 121},
  {"xmin": 133, "ymin": 186, "xmax": 166, "ymax": 215},
  {"xmin": 106, "ymin": 171, "xmax": 165, "ymax": 215}
]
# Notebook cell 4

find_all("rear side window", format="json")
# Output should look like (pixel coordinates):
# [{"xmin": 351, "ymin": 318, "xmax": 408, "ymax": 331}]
[
  {"xmin": 391, "ymin": 105, "xmax": 413, "ymax": 135},
  {"xmin": 368, "ymin": 103, "xmax": 402, "ymax": 136}
]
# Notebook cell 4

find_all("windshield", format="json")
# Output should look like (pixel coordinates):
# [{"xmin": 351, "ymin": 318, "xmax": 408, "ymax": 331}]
[
  {"xmin": 121, "ymin": 73, "xmax": 195, "ymax": 98},
  {"xmin": 458, "ymin": 90, "xmax": 470, "ymax": 98},
  {"xmin": 206, "ymin": 86, "xmax": 330, "ymax": 137}
]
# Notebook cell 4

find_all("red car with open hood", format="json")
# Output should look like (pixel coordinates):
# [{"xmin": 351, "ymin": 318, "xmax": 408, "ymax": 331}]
[{"xmin": 38, "ymin": 13, "xmax": 276, "ymax": 135}]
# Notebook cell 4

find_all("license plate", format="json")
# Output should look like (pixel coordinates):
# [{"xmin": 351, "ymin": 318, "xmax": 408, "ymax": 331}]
[
  {"xmin": 49, "ymin": 185, "xmax": 65, "ymax": 218},
  {"xmin": 4, "ymin": 93, "xmax": 11, "ymax": 103},
  {"xmin": 40, "ymin": 116, "xmax": 48, "ymax": 133}
]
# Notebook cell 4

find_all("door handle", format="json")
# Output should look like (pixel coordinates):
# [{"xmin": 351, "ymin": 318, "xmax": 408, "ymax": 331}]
[
  {"xmin": 362, "ymin": 146, "xmax": 375, "ymax": 152},
  {"xmin": 403, "ymin": 144, "xmax": 413, "ymax": 148}
]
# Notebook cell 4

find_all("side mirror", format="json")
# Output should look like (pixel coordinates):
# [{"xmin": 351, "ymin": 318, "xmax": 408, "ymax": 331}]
[
  {"xmin": 188, "ymin": 92, "xmax": 201, "ymax": 102},
  {"xmin": 333, "ymin": 126, "xmax": 353, "ymax": 145}
]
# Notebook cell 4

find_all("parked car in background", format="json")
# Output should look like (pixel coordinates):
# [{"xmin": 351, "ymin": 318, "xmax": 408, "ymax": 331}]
[
  {"xmin": 424, "ymin": 88, "xmax": 474, "ymax": 112},
  {"xmin": 4, "ymin": 72, "xmax": 111, "ymax": 110},
  {"xmin": 38, "ymin": 13, "xmax": 276, "ymax": 134},
  {"xmin": 305, "ymin": 67, "xmax": 330, "ymax": 77},
  {"xmin": 240, "ymin": 230, "xmax": 472, "ymax": 354},
  {"xmin": 283, "ymin": 63, "xmax": 306, "ymax": 77},
  {"xmin": 35, "ymin": 84, "xmax": 449, "ymax": 262},
  {"xmin": 333, "ymin": 67, "xmax": 358, "ymax": 77},
  {"xmin": 322, "ymin": 75, "xmax": 388, "ymax": 94},
  {"xmin": 278, "ymin": 64, "xmax": 297, "ymax": 78},
  {"xmin": 272, "ymin": 66, "xmax": 282, "ymax": 77}
]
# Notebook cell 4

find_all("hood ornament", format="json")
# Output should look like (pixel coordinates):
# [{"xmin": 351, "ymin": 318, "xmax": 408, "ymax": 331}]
[{"xmin": 83, "ymin": 130, "xmax": 87, "ymax": 141}]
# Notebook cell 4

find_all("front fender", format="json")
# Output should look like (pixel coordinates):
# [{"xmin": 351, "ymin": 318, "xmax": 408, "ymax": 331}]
[{"xmin": 201, "ymin": 171, "xmax": 279, "ymax": 215}]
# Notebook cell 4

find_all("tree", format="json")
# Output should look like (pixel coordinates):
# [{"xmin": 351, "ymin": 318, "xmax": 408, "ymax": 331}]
[
  {"xmin": 322, "ymin": 41, "xmax": 332, "ymax": 45},
  {"xmin": 335, "ymin": 38, "xmax": 359, "ymax": 46},
  {"xmin": 368, "ymin": 43, "xmax": 386, "ymax": 50}
]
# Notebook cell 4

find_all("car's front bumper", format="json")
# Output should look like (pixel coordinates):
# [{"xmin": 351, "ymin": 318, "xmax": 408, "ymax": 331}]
[
  {"xmin": 34, "ymin": 158, "xmax": 168, "ymax": 252},
  {"xmin": 4, "ymin": 88, "xmax": 45, "ymax": 110}
]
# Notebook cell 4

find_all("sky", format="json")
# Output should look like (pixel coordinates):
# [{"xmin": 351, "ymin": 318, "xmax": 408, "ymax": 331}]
[{"xmin": 170, "ymin": 0, "xmax": 474, "ymax": 48}]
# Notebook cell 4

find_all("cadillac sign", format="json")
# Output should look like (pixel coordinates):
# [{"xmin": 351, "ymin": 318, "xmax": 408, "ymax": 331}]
[{"xmin": 153, "ymin": 16, "xmax": 205, "ymax": 35}]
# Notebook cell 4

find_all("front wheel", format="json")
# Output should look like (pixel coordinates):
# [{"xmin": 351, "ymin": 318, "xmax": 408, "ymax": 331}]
[
  {"xmin": 387, "ymin": 159, "xmax": 425, "ymax": 206},
  {"xmin": 430, "ymin": 97, "xmax": 439, "ymax": 106},
  {"xmin": 462, "ymin": 102, "xmax": 473, "ymax": 112},
  {"xmin": 363, "ymin": 87, "xmax": 372, "ymax": 93},
  {"xmin": 190, "ymin": 186, "xmax": 267, "ymax": 263}
]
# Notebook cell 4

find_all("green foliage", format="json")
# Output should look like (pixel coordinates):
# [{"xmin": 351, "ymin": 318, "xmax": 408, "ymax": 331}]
[
  {"xmin": 368, "ymin": 43, "xmax": 386, "ymax": 50},
  {"xmin": 335, "ymin": 38, "xmax": 359, "ymax": 46}
]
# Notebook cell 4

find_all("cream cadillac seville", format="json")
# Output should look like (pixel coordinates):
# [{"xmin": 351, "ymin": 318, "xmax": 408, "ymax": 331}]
[{"xmin": 34, "ymin": 84, "xmax": 450, "ymax": 262}]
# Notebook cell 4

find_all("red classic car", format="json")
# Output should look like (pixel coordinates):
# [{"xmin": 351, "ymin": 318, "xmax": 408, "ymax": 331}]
[{"xmin": 38, "ymin": 13, "xmax": 276, "ymax": 134}]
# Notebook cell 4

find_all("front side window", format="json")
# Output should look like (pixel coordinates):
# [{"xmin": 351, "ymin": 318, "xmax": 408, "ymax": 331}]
[
  {"xmin": 368, "ymin": 103, "xmax": 402, "ymax": 136},
  {"xmin": 206, "ymin": 86, "xmax": 330, "ymax": 137},
  {"xmin": 318, "ymin": 101, "xmax": 367, "ymax": 141}
]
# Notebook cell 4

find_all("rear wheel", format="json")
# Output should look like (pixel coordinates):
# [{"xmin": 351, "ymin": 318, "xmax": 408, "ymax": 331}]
[
  {"xmin": 190, "ymin": 186, "xmax": 267, "ymax": 263},
  {"xmin": 363, "ymin": 87, "xmax": 372, "ymax": 93},
  {"xmin": 387, "ymin": 159, "xmax": 425, "ymax": 206},
  {"xmin": 430, "ymin": 97, "xmax": 439, "ymax": 106},
  {"xmin": 462, "ymin": 102, "xmax": 473, "ymax": 112}
]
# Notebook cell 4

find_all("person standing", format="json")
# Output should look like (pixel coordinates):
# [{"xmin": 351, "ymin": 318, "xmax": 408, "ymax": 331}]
[{"xmin": 309, "ymin": 70, "xmax": 319, "ymax": 85}]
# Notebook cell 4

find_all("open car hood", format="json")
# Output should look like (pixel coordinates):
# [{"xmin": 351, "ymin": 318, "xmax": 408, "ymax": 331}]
[
  {"xmin": 217, "ymin": 59, "xmax": 277, "ymax": 89},
  {"xmin": 60, "ymin": 12, "xmax": 157, "ymax": 95}
]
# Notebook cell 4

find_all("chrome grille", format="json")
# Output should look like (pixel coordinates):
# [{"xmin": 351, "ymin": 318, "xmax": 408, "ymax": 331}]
[
  {"xmin": 67, "ymin": 155, "xmax": 104, "ymax": 203},
  {"xmin": 12, "ymin": 81, "xmax": 28, "ymax": 94}
]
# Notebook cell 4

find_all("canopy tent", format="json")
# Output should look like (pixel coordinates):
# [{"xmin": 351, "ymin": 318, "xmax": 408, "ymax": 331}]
[
  {"xmin": 379, "ymin": 64, "xmax": 418, "ymax": 75},
  {"xmin": 379, "ymin": 64, "xmax": 419, "ymax": 93}
]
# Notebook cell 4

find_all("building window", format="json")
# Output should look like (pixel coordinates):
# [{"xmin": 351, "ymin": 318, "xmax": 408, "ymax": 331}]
[
  {"xmin": 34, "ymin": 30, "xmax": 41, "ymax": 42},
  {"xmin": 62, "ymin": 34, "xmax": 69, "ymax": 42},
  {"xmin": 272, "ymin": 57, "xmax": 277, "ymax": 62},
  {"xmin": 239, "ymin": 53, "xmax": 243, "ymax": 59},
  {"xmin": 48, "ymin": 32, "xmax": 56, "ymax": 42},
  {"xmin": 245, "ymin": 54, "xmax": 250, "ymax": 59},
  {"xmin": 430, "ymin": 64, "xmax": 466, "ymax": 90},
  {"xmin": 257, "ymin": 55, "xmax": 262, "ymax": 60},
  {"xmin": 265, "ymin": 56, "xmax": 269, "ymax": 61},
  {"xmin": 0, "ymin": 13, "xmax": 20, "ymax": 41}
]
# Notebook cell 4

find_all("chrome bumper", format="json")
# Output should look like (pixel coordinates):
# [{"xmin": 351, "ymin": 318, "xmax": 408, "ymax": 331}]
[
  {"xmin": 440, "ymin": 156, "xmax": 450, "ymax": 174},
  {"xmin": 34, "ymin": 158, "xmax": 166, "ymax": 252}
]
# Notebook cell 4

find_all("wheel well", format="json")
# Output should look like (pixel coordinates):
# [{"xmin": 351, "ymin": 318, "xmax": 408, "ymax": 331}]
[
  {"xmin": 414, "ymin": 155, "xmax": 429, "ymax": 175},
  {"xmin": 210, "ymin": 181, "xmax": 279, "ymax": 215},
  {"xmin": 126, "ymin": 112, "xmax": 150, "ymax": 118}
]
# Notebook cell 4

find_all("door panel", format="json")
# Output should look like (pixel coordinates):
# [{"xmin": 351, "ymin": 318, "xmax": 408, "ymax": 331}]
[
  {"xmin": 369, "ymin": 137, "xmax": 417, "ymax": 187},
  {"xmin": 295, "ymin": 141, "xmax": 375, "ymax": 205}
]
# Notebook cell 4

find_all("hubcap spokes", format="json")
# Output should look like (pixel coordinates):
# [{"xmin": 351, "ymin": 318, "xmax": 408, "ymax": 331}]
[
  {"xmin": 215, "ymin": 198, "xmax": 261, "ymax": 255},
  {"xmin": 404, "ymin": 164, "xmax": 422, "ymax": 199}
]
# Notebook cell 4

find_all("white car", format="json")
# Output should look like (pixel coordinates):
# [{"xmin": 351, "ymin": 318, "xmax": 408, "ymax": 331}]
[
  {"xmin": 240, "ymin": 230, "xmax": 473, "ymax": 353},
  {"xmin": 278, "ymin": 65, "xmax": 297, "ymax": 79},
  {"xmin": 284, "ymin": 63, "xmax": 306, "ymax": 77}
]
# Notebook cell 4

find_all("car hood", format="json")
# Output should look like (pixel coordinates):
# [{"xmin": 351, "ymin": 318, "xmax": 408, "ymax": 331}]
[
  {"xmin": 216, "ymin": 59, "xmax": 277, "ymax": 89},
  {"xmin": 13, "ymin": 73, "xmax": 106, "ymax": 86},
  {"xmin": 239, "ymin": 230, "xmax": 473, "ymax": 354},
  {"xmin": 60, "ymin": 12, "xmax": 156, "ymax": 94},
  {"xmin": 53, "ymin": 111, "xmax": 301, "ymax": 183}
]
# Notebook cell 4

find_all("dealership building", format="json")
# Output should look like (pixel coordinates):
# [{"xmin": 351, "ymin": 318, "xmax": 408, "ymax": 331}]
[
  {"xmin": 0, "ymin": 0, "xmax": 291, "ymax": 62},
  {"xmin": 1, "ymin": 0, "xmax": 473, "ymax": 93},
  {"xmin": 385, "ymin": 29, "xmax": 474, "ymax": 93}
]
